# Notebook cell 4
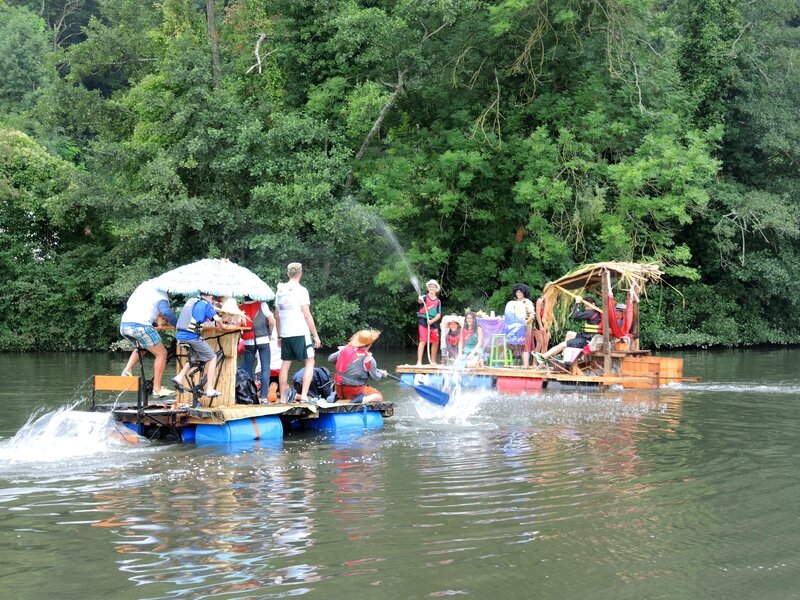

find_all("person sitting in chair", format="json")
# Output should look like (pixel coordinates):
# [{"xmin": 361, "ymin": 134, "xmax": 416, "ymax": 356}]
[{"xmin": 535, "ymin": 295, "xmax": 603, "ymax": 368}]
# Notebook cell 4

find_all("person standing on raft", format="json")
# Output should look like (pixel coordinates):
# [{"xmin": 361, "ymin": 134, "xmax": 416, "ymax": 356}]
[
  {"xmin": 416, "ymin": 279, "xmax": 442, "ymax": 365},
  {"xmin": 329, "ymin": 329, "xmax": 387, "ymax": 403}
]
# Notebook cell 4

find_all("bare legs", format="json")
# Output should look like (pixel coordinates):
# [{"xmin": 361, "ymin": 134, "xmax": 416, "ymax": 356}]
[
  {"xmin": 278, "ymin": 356, "xmax": 315, "ymax": 401},
  {"xmin": 125, "ymin": 343, "xmax": 169, "ymax": 393},
  {"xmin": 173, "ymin": 354, "xmax": 218, "ymax": 394},
  {"xmin": 416, "ymin": 340, "xmax": 439, "ymax": 365}
]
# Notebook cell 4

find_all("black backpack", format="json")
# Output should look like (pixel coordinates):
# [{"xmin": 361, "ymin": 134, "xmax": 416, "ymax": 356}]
[
  {"xmin": 235, "ymin": 368, "xmax": 258, "ymax": 404},
  {"xmin": 293, "ymin": 366, "xmax": 334, "ymax": 398}
]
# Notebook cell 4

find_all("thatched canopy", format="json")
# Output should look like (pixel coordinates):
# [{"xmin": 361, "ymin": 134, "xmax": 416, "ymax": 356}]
[{"xmin": 540, "ymin": 262, "xmax": 663, "ymax": 333}]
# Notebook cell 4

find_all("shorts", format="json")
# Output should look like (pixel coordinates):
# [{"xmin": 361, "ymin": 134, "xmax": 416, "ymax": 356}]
[
  {"xmin": 181, "ymin": 338, "xmax": 215, "ymax": 362},
  {"xmin": 336, "ymin": 383, "xmax": 380, "ymax": 400},
  {"xmin": 418, "ymin": 325, "xmax": 440, "ymax": 345},
  {"xmin": 120, "ymin": 323, "xmax": 161, "ymax": 349},
  {"xmin": 281, "ymin": 334, "xmax": 315, "ymax": 361},
  {"xmin": 566, "ymin": 333, "xmax": 594, "ymax": 349}
]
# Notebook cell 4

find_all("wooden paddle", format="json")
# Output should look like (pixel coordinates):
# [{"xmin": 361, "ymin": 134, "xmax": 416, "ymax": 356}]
[{"xmin": 385, "ymin": 373, "xmax": 450, "ymax": 406}]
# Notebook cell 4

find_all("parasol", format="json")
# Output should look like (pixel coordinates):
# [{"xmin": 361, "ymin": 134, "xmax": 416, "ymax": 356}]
[{"xmin": 150, "ymin": 258, "xmax": 275, "ymax": 301}]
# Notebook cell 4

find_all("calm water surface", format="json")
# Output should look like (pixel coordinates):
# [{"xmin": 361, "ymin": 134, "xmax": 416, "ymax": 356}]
[{"xmin": 1, "ymin": 349, "xmax": 799, "ymax": 599}]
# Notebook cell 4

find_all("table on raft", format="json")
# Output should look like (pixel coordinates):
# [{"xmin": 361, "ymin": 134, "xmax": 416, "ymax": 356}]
[{"xmin": 96, "ymin": 326, "xmax": 395, "ymax": 442}]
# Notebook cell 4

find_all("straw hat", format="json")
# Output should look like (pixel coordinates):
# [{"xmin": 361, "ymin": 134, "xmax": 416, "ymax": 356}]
[
  {"xmin": 425, "ymin": 279, "xmax": 440, "ymax": 292},
  {"xmin": 441, "ymin": 314, "xmax": 464, "ymax": 328},
  {"xmin": 349, "ymin": 329, "xmax": 381, "ymax": 347},
  {"xmin": 217, "ymin": 296, "xmax": 249, "ymax": 321}
]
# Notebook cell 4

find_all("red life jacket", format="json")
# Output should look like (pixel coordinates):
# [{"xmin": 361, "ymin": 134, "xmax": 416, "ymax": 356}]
[{"xmin": 333, "ymin": 345, "xmax": 371, "ymax": 384}]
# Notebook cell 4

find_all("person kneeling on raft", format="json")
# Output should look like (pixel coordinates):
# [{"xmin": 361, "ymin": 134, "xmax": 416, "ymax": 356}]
[{"xmin": 329, "ymin": 329, "xmax": 387, "ymax": 403}]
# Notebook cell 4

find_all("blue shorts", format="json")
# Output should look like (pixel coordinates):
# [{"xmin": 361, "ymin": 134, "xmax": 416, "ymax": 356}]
[{"xmin": 120, "ymin": 323, "xmax": 162, "ymax": 349}]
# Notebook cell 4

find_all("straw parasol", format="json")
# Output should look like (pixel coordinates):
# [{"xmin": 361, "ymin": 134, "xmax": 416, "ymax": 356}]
[
  {"xmin": 539, "ymin": 261, "xmax": 663, "ymax": 333},
  {"xmin": 150, "ymin": 258, "xmax": 275, "ymax": 301}
]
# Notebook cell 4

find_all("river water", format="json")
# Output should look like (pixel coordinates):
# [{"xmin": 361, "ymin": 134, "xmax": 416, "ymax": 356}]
[{"xmin": 0, "ymin": 349, "xmax": 799, "ymax": 599}]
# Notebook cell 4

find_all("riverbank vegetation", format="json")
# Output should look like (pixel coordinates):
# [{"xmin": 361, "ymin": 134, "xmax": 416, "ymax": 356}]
[{"xmin": 2, "ymin": 0, "xmax": 799, "ymax": 350}]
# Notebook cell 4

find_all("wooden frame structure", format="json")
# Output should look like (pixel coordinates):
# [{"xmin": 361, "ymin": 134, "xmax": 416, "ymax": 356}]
[{"xmin": 540, "ymin": 261, "xmax": 663, "ymax": 374}]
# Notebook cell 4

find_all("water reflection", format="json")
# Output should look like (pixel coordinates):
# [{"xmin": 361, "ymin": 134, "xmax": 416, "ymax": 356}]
[{"xmin": 7, "ymin": 350, "xmax": 800, "ymax": 598}]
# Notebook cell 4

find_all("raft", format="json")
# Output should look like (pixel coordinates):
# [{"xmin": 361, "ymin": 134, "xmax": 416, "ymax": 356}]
[
  {"xmin": 91, "ymin": 325, "xmax": 393, "ymax": 443},
  {"xmin": 396, "ymin": 352, "xmax": 691, "ymax": 393},
  {"xmin": 400, "ymin": 261, "xmax": 698, "ymax": 392}
]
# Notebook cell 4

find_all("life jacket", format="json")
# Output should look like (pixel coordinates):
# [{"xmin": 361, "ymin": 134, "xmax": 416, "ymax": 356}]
[
  {"xmin": 176, "ymin": 297, "xmax": 204, "ymax": 335},
  {"xmin": 333, "ymin": 345, "xmax": 370, "ymax": 384},
  {"xmin": 581, "ymin": 310, "xmax": 603, "ymax": 334},
  {"xmin": 240, "ymin": 301, "xmax": 269, "ymax": 340}
]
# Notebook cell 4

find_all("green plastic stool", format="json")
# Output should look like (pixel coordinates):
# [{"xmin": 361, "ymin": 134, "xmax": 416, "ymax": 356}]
[{"xmin": 489, "ymin": 334, "xmax": 513, "ymax": 367}]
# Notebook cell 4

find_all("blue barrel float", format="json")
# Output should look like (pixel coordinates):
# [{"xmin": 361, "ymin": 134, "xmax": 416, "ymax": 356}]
[
  {"xmin": 195, "ymin": 415, "xmax": 283, "ymax": 443},
  {"xmin": 304, "ymin": 408, "xmax": 383, "ymax": 432}
]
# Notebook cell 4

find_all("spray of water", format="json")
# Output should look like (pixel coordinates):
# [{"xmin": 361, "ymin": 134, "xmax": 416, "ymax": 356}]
[
  {"xmin": 0, "ymin": 403, "xmax": 144, "ymax": 465},
  {"xmin": 342, "ymin": 198, "xmax": 422, "ymax": 296},
  {"xmin": 371, "ymin": 216, "xmax": 422, "ymax": 296}
]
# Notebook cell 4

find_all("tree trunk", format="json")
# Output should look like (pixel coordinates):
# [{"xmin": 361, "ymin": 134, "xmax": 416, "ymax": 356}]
[
  {"xmin": 344, "ymin": 68, "xmax": 407, "ymax": 192},
  {"xmin": 205, "ymin": 0, "xmax": 222, "ymax": 88}
]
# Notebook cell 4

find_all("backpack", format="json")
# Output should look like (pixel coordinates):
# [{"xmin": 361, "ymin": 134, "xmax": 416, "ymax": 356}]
[
  {"xmin": 293, "ymin": 366, "xmax": 334, "ymax": 398},
  {"xmin": 235, "ymin": 368, "xmax": 258, "ymax": 404}
]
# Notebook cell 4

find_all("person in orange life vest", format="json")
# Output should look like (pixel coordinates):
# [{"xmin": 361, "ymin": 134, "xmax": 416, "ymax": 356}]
[
  {"xmin": 416, "ymin": 279, "xmax": 442, "ymax": 365},
  {"xmin": 441, "ymin": 315, "xmax": 464, "ymax": 364},
  {"xmin": 329, "ymin": 329, "xmax": 387, "ymax": 403},
  {"xmin": 535, "ymin": 295, "xmax": 603, "ymax": 365},
  {"xmin": 239, "ymin": 295, "xmax": 276, "ymax": 402}
]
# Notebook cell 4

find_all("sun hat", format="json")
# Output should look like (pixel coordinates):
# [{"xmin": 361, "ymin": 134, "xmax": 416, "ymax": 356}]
[
  {"xmin": 218, "ymin": 297, "xmax": 249, "ymax": 321},
  {"xmin": 425, "ymin": 279, "xmax": 440, "ymax": 291},
  {"xmin": 349, "ymin": 329, "xmax": 381, "ymax": 347},
  {"xmin": 615, "ymin": 302, "xmax": 627, "ymax": 311},
  {"xmin": 441, "ymin": 314, "xmax": 464, "ymax": 328},
  {"xmin": 287, "ymin": 262, "xmax": 303, "ymax": 277}
]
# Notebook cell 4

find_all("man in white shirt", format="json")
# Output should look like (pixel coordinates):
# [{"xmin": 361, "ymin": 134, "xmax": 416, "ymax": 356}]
[
  {"xmin": 274, "ymin": 262, "xmax": 321, "ymax": 401},
  {"xmin": 119, "ymin": 279, "xmax": 177, "ymax": 398}
]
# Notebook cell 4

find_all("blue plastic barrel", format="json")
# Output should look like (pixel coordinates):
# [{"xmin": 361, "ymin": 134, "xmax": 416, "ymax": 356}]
[
  {"xmin": 195, "ymin": 416, "xmax": 283, "ymax": 443},
  {"xmin": 305, "ymin": 410, "xmax": 383, "ymax": 432},
  {"xmin": 122, "ymin": 422, "xmax": 143, "ymax": 435},
  {"xmin": 180, "ymin": 425, "xmax": 196, "ymax": 443}
]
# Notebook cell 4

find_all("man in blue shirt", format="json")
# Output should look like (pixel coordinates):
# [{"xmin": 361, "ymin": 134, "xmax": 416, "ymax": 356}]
[{"xmin": 173, "ymin": 292, "xmax": 223, "ymax": 398}]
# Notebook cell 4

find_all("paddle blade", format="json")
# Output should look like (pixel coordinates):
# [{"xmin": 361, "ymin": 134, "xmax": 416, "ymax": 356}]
[{"xmin": 414, "ymin": 384, "xmax": 450, "ymax": 406}]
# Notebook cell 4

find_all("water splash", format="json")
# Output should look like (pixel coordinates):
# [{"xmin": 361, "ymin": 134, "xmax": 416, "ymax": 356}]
[
  {"xmin": 342, "ymin": 198, "xmax": 423, "ymax": 296},
  {"xmin": 410, "ymin": 367, "xmax": 487, "ymax": 425},
  {"xmin": 0, "ymin": 403, "xmax": 144, "ymax": 465},
  {"xmin": 371, "ymin": 216, "xmax": 422, "ymax": 296}
]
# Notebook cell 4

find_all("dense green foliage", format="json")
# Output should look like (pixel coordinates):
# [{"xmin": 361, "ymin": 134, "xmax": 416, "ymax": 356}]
[{"xmin": 1, "ymin": 0, "xmax": 799, "ymax": 350}]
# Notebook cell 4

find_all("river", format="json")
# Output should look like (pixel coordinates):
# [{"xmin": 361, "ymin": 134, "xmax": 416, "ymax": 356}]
[{"xmin": 0, "ymin": 349, "xmax": 799, "ymax": 599}]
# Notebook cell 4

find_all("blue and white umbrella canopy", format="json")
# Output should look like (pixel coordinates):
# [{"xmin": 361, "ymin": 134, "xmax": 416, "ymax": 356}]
[{"xmin": 150, "ymin": 259, "xmax": 274, "ymax": 301}]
